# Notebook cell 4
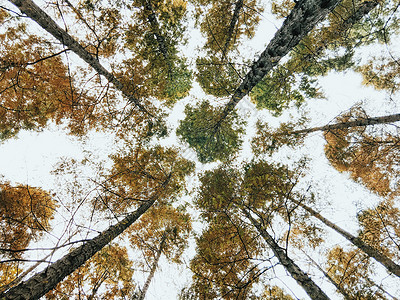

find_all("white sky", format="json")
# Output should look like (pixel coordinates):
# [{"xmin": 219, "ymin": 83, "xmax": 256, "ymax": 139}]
[{"xmin": 1, "ymin": 0, "xmax": 400, "ymax": 299}]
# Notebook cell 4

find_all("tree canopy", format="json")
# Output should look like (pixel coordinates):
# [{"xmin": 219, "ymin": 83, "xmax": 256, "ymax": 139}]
[{"xmin": 1, "ymin": 0, "xmax": 400, "ymax": 299}]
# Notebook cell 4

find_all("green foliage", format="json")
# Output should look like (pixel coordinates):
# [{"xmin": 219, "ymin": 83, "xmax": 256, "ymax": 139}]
[
  {"xmin": 250, "ymin": 66, "xmax": 323, "ymax": 116},
  {"xmin": 176, "ymin": 100, "xmax": 245, "ymax": 163},
  {"xmin": 251, "ymin": 119, "xmax": 307, "ymax": 156},
  {"xmin": 123, "ymin": 0, "xmax": 192, "ymax": 105},
  {"xmin": 269, "ymin": 0, "xmax": 400, "ymax": 106},
  {"xmin": 196, "ymin": 165, "xmax": 240, "ymax": 221},
  {"xmin": 196, "ymin": 56, "xmax": 242, "ymax": 97},
  {"xmin": 164, "ymin": 57, "xmax": 193, "ymax": 105}
]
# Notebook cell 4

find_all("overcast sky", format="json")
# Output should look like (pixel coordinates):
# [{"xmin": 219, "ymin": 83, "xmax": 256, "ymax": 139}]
[{"xmin": 1, "ymin": 0, "xmax": 400, "ymax": 299}]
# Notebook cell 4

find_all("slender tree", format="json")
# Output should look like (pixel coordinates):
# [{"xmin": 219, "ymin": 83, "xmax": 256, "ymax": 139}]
[
  {"xmin": 0, "ymin": 181, "xmax": 166, "ymax": 300},
  {"xmin": 8, "ymin": 0, "xmax": 168, "ymax": 136},
  {"xmin": 242, "ymin": 208, "xmax": 330, "ymax": 300},
  {"xmin": 193, "ymin": 163, "xmax": 331, "ymax": 299},
  {"xmin": 218, "ymin": 0, "xmax": 343, "ymax": 122},
  {"xmin": 325, "ymin": 246, "xmax": 387, "ymax": 299},
  {"xmin": 253, "ymin": 109, "xmax": 400, "ymax": 158},
  {"xmin": 289, "ymin": 113, "xmax": 400, "ymax": 135},
  {"xmin": 288, "ymin": 196, "xmax": 400, "ymax": 277},
  {"xmin": 126, "ymin": 204, "xmax": 193, "ymax": 300},
  {"xmin": 137, "ymin": 231, "xmax": 167, "ymax": 300}
]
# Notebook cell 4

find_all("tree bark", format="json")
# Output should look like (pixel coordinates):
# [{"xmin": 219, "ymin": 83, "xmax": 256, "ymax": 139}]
[
  {"xmin": 9, "ymin": 0, "xmax": 153, "ymax": 118},
  {"xmin": 137, "ymin": 231, "xmax": 167, "ymax": 300},
  {"xmin": 221, "ymin": 0, "xmax": 244, "ymax": 57},
  {"xmin": 0, "ymin": 249, "xmax": 56, "ymax": 294},
  {"xmin": 242, "ymin": 208, "xmax": 330, "ymax": 300},
  {"xmin": 290, "ymin": 198, "xmax": 400, "ymax": 278},
  {"xmin": 218, "ymin": 0, "xmax": 379, "ymax": 125},
  {"xmin": 288, "ymin": 113, "xmax": 400, "ymax": 135},
  {"xmin": 219, "ymin": 0, "xmax": 343, "ymax": 123},
  {"xmin": 0, "ymin": 177, "xmax": 170, "ymax": 300}
]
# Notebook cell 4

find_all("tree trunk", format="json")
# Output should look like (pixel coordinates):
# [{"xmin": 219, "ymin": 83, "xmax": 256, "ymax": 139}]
[
  {"xmin": 221, "ymin": 0, "xmax": 244, "ymax": 57},
  {"xmin": 242, "ymin": 208, "xmax": 330, "ymax": 300},
  {"xmin": 290, "ymin": 198, "xmax": 400, "ymax": 278},
  {"xmin": 219, "ymin": 0, "xmax": 343, "ymax": 123},
  {"xmin": 289, "ymin": 113, "xmax": 400, "ymax": 135},
  {"xmin": 0, "ymin": 176, "xmax": 170, "ymax": 300},
  {"xmin": 0, "ymin": 251, "xmax": 55, "ymax": 294},
  {"xmin": 137, "ymin": 231, "xmax": 168, "ymax": 300},
  {"xmin": 9, "ymin": 0, "xmax": 153, "ymax": 118}
]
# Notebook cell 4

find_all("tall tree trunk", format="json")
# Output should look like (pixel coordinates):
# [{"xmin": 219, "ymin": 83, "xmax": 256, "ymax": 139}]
[
  {"xmin": 305, "ymin": 0, "xmax": 379, "ymax": 59},
  {"xmin": 218, "ymin": 0, "xmax": 379, "ymax": 125},
  {"xmin": 290, "ymin": 198, "xmax": 400, "ymax": 278},
  {"xmin": 218, "ymin": 0, "xmax": 343, "ymax": 123},
  {"xmin": 221, "ymin": 0, "xmax": 244, "ymax": 58},
  {"xmin": 0, "ymin": 177, "xmax": 170, "ymax": 300},
  {"xmin": 288, "ymin": 113, "xmax": 400, "ymax": 135},
  {"xmin": 242, "ymin": 208, "xmax": 330, "ymax": 300},
  {"xmin": 137, "ymin": 231, "xmax": 168, "ymax": 300},
  {"xmin": 9, "ymin": 0, "xmax": 154, "ymax": 118}
]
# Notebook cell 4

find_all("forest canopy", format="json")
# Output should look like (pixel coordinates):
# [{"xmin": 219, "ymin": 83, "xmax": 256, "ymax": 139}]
[{"xmin": 1, "ymin": 0, "xmax": 400, "ymax": 299}]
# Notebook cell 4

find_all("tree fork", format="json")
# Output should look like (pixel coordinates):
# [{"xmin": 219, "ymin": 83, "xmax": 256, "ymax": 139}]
[
  {"xmin": 242, "ymin": 208, "xmax": 330, "ymax": 300},
  {"xmin": 0, "ymin": 177, "xmax": 171, "ymax": 300},
  {"xmin": 9, "ymin": 0, "xmax": 154, "ymax": 119}
]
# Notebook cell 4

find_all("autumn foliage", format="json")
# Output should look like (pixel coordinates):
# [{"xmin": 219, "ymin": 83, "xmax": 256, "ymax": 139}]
[{"xmin": 2, "ymin": 0, "xmax": 400, "ymax": 299}]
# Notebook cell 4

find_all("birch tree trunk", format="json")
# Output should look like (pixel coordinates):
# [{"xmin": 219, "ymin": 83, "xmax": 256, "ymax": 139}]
[
  {"xmin": 0, "ymin": 176, "xmax": 171, "ymax": 300},
  {"xmin": 242, "ymin": 209, "xmax": 330, "ymax": 300},
  {"xmin": 9, "ymin": 0, "xmax": 153, "ymax": 118},
  {"xmin": 221, "ymin": 0, "xmax": 244, "ymax": 57},
  {"xmin": 289, "ymin": 113, "xmax": 400, "ymax": 135},
  {"xmin": 137, "ymin": 231, "xmax": 168, "ymax": 300},
  {"xmin": 290, "ymin": 198, "xmax": 400, "ymax": 278},
  {"xmin": 219, "ymin": 0, "xmax": 343, "ymax": 123}
]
